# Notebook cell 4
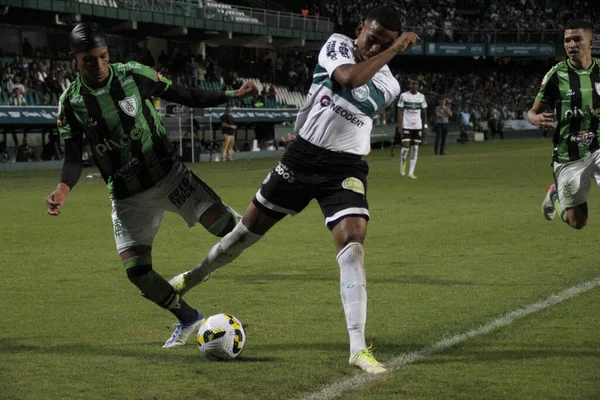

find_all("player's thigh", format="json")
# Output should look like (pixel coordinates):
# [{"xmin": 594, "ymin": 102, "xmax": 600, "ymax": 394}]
[
  {"xmin": 316, "ymin": 164, "xmax": 369, "ymax": 231},
  {"xmin": 553, "ymin": 155, "xmax": 595, "ymax": 208},
  {"xmin": 252, "ymin": 160, "xmax": 314, "ymax": 219},
  {"xmin": 401, "ymin": 129, "xmax": 412, "ymax": 145},
  {"xmin": 160, "ymin": 163, "xmax": 222, "ymax": 227},
  {"xmin": 111, "ymin": 197, "xmax": 164, "ymax": 254},
  {"xmin": 411, "ymin": 129, "xmax": 423, "ymax": 145}
]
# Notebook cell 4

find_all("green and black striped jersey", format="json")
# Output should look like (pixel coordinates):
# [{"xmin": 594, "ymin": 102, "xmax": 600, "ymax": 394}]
[
  {"xmin": 536, "ymin": 58, "xmax": 600, "ymax": 163},
  {"xmin": 58, "ymin": 61, "xmax": 176, "ymax": 199}
]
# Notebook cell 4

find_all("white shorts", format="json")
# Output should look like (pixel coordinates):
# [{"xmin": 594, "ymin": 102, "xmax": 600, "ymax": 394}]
[
  {"xmin": 111, "ymin": 162, "xmax": 220, "ymax": 254},
  {"xmin": 553, "ymin": 151, "xmax": 600, "ymax": 208}
]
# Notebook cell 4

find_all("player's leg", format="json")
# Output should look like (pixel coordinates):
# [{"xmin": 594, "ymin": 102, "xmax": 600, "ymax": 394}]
[
  {"xmin": 163, "ymin": 162, "xmax": 240, "ymax": 238},
  {"xmin": 171, "ymin": 157, "xmax": 313, "ymax": 295},
  {"xmin": 319, "ymin": 165, "xmax": 386, "ymax": 374},
  {"xmin": 408, "ymin": 133, "xmax": 422, "ymax": 179},
  {"xmin": 400, "ymin": 130, "xmax": 410, "ymax": 175},
  {"xmin": 111, "ymin": 197, "xmax": 203, "ymax": 347},
  {"xmin": 547, "ymin": 155, "xmax": 593, "ymax": 229}
]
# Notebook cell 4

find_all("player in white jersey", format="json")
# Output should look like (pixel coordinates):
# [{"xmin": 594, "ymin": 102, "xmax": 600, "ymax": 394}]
[
  {"xmin": 397, "ymin": 79, "xmax": 428, "ymax": 178},
  {"xmin": 169, "ymin": 7, "xmax": 419, "ymax": 374}
]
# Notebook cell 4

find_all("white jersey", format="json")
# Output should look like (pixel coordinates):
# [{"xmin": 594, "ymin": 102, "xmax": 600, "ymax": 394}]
[
  {"xmin": 294, "ymin": 33, "xmax": 401, "ymax": 155},
  {"xmin": 398, "ymin": 91, "xmax": 427, "ymax": 130}
]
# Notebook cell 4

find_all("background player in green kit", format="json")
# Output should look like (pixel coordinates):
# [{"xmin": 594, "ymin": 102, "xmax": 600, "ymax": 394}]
[
  {"xmin": 44, "ymin": 22, "xmax": 258, "ymax": 347},
  {"xmin": 528, "ymin": 20, "xmax": 600, "ymax": 230}
]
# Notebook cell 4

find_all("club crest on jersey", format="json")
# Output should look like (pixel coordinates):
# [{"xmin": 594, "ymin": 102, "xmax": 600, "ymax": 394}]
[
  {"xmin": 351, "ymin": 85, "xmax": 369, "ymax": 102},
  {"xmin": 595, "ymin": 82, "xmax": 600, "ymax": 96},
  {"xmin": 118, "ymin": 96, "xmax": 138, "ymax": 117}
]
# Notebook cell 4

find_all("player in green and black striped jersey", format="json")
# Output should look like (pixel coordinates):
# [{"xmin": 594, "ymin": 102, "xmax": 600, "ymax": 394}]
[
  {"xmin": 43, "ymin": 22, "xmax": 258, "ymax": 347},
  {"xmin": 528, "ymin": 20, "xmax": 600, "ymax": 231}
]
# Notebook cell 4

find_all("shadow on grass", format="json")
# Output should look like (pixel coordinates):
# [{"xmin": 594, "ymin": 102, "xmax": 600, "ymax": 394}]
[
  {"xmin": 214, "ymin": 273, "xmax": 481, "ymax": 287},
  {"xmin": 0, "ymin": 337, "xmax": 276, "ymax": 364}
]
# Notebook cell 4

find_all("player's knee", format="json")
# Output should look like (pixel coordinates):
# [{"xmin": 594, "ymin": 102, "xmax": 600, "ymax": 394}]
[
  {"xmin": 208, "ymin": 208, "xmax": 238, "ymax": 237},
  {"xmin": 568, "ymin": 218, "xmax": 587, "ymax": 230}
]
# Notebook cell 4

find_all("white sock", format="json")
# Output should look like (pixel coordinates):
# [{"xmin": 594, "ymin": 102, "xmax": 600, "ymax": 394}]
[
  {"xmin": 400, "ymin": 147, "xmax": 409, "ymax": 166},
  {"xmin": 185, "ymin": 222, "xmax": 262, "ymax": 290},
  {"xmin": 409, "ymin": 145, "xmax": 419, "ymax": 175},
  {"xmin": 337, "ymin": 242, "xmax": 367, "ymax": 358}
]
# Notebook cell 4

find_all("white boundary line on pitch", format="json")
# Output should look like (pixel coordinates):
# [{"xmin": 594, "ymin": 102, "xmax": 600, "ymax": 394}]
[{"xmin": 301, "ymin": 277, "xmax": 600, "ymax": 400}]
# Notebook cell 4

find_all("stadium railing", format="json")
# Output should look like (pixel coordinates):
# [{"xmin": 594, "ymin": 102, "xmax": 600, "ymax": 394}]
[{"xmin": 116, "ymin": 0, "xmax": 333, "ymax": 32}]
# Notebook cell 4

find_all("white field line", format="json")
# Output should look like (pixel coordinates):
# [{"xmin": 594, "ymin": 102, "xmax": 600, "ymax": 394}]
[{"xmin": 301, "ymin": 277, "xmax": 600, "ymax": 400}]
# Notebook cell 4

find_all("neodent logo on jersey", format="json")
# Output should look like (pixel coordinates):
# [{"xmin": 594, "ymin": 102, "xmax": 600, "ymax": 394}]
[{"xmin": 320, "ymin": 96, "xmax": 365, "ymax": 127}]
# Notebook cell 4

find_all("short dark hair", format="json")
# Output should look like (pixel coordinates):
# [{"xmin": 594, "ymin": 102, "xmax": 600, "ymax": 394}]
[
  {"xmin": 365, "ymin": 6, "xmax": 402, "ymax": 32},
  {"xmin": 565, "ymin": 20, "xmax": 593, "ymax": 33}
]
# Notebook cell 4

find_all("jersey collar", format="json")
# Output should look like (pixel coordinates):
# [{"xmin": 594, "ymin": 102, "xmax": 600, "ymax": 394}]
[
  {"xmin": 567, "ymin": 58, "xmax": 596, "ymax": 74},
  {"xmin": 80, "ymin": 64, "xmax": 114, "ymax": 93}
]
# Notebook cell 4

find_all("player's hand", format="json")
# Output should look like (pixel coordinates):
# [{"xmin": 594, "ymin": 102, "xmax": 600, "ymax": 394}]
[
  {"xmin": 235, "ymin": 81, "xmax": 259, "ymax": 99},
  {"xmin": 45, "ymin": 183, "xmax": 70, "ymax": 216},
  {"xmin": 533, "ymin": 112, "xmax": 555, "ymax": 130},
  {"xmin": 393, "ymin": 32, "xmax": 420, "ymax": 53}
]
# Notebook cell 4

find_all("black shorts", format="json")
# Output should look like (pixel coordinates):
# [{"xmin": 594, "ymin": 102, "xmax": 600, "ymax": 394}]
[
  {"xmin": 402, "ymin": 129, "xmax": 423, "ymax": 143},
  {"xmin": 252, "ymin": 137, "xmax": 369, "ymax": 230}
]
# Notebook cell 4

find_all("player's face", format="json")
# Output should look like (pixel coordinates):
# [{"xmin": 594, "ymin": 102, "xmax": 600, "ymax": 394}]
[
  {"xmin": 564, "ymin": 29, "xmax": 593, "ymax": 63},
  {"xmin": 409, "ymin": 80, "xmax": 419, "ymax": 92},
  {"xmin": 74, "ymin": 46, "xmax": 110, "ymax": 86},
  {"xmin": 355, "ymin": 20, "xmax": 398, "ymax": 60}
]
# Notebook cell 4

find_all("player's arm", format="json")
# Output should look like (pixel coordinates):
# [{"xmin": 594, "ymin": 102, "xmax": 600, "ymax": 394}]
[
  {"xmin": 527, "ymin": 69, "xmax": 559, "ymax": 130},
  {"xmin": 527, "ymin": 100, "xmax": 555, "ymax": 130},
  {"xmin": 323, "ymin": 33, "xmax": 419, "ymax": 90},
  {"xmin": 161, "ymin": 82, "xmax": 257, "ymax": 108},
  {"xmin": 130, "ymin": 61, "xmax": 257, "ymax": 108},
  {"xmin": 396, "ymin": 106, "xmax": 404, "ymax": 131},
  {"xmin": 421, "ymin": 105, "xmax": 428, "ymax": 135},
  {"xmin": 46, "ymin": 100, "xmax": 84, "ymax": 216}
]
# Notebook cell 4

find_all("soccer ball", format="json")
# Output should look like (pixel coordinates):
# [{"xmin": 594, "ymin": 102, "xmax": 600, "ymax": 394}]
[{"xmin": 197, "ymin": 313, "xmax": 247, "ymax": 361}]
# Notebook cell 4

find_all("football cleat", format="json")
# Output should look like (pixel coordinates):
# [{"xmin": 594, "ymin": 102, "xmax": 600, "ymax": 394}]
[
  {"xmin": 349, "ymin": 348, "xmax": 388, "ymax": 374},
  {"xmin": 400, "ymin": 163, "xmax": 407, "ymax": 176},
  {"xmin": 542, "ymin": 183, "xmax": 556, "ymax": 221},
  {"xmin": 408, "ymin": 173, "xmax": 418, "ymax": 179},
  {"xmin": 169, "ymin": 272, "xmax": 211, "ymax": 296},
  {"xmin": 163, "ymin": 312, "xmax": 205, "ymax": 348}
]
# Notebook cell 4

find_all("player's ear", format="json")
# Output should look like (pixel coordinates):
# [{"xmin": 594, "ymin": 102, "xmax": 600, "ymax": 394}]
[
  {"xmin": 69, "ymin": 51, "xmax": 78, "ymax": 69},
  {"xmin": 355, "ymin": 22, "xmax": 364, "ymax": 38}
]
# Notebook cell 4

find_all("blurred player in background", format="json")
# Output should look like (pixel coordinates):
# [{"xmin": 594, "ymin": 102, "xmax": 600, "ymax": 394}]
[
  {"xmin": 44, "ymin": 22, "xmax": 257, "ymax": 347},
  {"xmin": 528, "ymin": 20, "xmax": 600, "ymax": 230},
  {"xmin": 170, "ymin": 7, "xmax": 419, "ymax": 373},
  {"xmin": 397, "ymin": 78, "xmax": 428, "ymax": 178}
]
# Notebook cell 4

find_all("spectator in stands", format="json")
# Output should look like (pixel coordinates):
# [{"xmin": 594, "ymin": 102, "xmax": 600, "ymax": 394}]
[
  {"xmin": 459, "ymin": 106, "xmax": 471, "ymax": 144},
  {"xmin": 41, "ymin": 131, "xmax": 63, "ymax": 161},
  {"xmin": 0, "ymin": 140, "xmax": 9, "ymax": 162},
  {"xmin": 22, "ymin": 37, "xmax": 33, "ymax": 58},
  {"xmin": 487, "ymin": 104, "xmax": 500, "ymax": 139},
  {"xmin": 9, "ymin": 87, "xmax": 26, "ymax": 106},
  {"xmin": 496, "ymin": 105, "xmax": 507, "ymax": 140},
  {"xmin": 16, "ymin": 134, "xmax": 33, "ymax": 162},
  {"xmin": 220, "ymin": 104, "xmax": 237, "ymax": 161},
  {"xmin": 10, "ymin": 55, "xmax": 23, "ymax": 72}
]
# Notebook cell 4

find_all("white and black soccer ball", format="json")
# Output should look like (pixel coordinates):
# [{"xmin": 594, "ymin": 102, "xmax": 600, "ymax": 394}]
[{"xmin": 197, "ymin": 313, "xmax": 247, "ymax": 361}]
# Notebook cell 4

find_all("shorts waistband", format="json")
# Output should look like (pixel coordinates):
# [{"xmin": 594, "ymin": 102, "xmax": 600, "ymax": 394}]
[{"xmin": 295, "ymin": 136, "xmax": 362, "ymax": 161}]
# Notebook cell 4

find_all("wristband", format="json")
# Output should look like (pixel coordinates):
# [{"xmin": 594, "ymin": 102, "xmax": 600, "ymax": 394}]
[
  {"xmin": 225, "ymin": 90, "xmax": 236, "ymax": 98},
  {"xmin": 424, "ymin": 124, "xmax": 428, "ymax": 128}
]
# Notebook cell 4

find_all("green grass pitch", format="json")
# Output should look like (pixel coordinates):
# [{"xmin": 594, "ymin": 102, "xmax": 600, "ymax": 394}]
[{"xmin": 1, "ymin": 138, "xmax": 599, "ymax": 399}]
